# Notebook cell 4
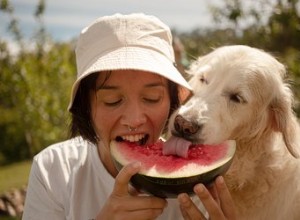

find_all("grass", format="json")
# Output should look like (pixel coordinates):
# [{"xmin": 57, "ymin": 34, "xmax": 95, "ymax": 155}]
[
  {"xmin": 0, "ymin": 160, "xmax": 32, "ymax": 194},
  {"xmin": 0, "ymin": 217, "xmax": 20, "ymax": 220}
]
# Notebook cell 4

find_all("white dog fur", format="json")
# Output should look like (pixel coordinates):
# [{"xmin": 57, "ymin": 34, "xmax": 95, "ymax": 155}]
[{"xmin": 169, "ymin": 45, "xmax": 300, "ymax": 219}]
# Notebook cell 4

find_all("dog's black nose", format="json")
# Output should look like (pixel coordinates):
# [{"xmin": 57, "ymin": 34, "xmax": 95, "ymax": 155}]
[{"xmin": 174, "ymin": 115, "xmax": 201, "ymax": 137}]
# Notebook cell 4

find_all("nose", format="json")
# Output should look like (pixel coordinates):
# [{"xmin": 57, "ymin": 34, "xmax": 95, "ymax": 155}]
[
  {"xmin": 121, "ymin": 103, "xmax": 147, "ymax": 128},
  {"xmin": 174, "ymin": 114, "xmax": 201, "ymax": 137}
]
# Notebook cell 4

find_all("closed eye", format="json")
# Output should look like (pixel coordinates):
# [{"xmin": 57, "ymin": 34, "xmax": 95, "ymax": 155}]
[
  {"xmin": 229, "ymin": 93, "xmax": 246, "ymax": 104},
  {"xmin": 104, "ymin": 99, "xmax": 122, "ymax": 106},
  {"xmin": 199, "ymin": 75, "xmax": 208, "ymax": 84},
  {"xmin": 143, "ymin": 97, "xmax": 161, "ymax": 103}
]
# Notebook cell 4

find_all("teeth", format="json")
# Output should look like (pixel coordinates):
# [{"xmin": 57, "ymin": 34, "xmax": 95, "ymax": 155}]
[{"xmin": 122, "ymin": 134, "xmax": 145, "ymax": 142}]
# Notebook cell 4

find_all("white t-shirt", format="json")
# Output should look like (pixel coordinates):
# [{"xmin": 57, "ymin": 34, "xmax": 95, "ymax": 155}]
[{"xmin": 22, "ymin": 137, "xmax": 205, "ymax": 220}]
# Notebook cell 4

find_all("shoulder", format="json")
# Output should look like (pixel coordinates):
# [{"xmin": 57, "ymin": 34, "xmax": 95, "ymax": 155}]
[{"xmin": 33, "ymin": 137, "xmax": 95, "ymax": 173}]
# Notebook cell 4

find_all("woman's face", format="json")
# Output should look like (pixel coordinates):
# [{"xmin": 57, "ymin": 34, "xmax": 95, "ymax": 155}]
[{"xmin": 90, "ymin": 70, "xmax": 171, "ymax": 176}]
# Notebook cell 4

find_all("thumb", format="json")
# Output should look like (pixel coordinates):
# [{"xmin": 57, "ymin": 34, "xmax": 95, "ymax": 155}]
[{"xmin": 112, "ymin": 161, "xmax": 141, "ymax": 196}]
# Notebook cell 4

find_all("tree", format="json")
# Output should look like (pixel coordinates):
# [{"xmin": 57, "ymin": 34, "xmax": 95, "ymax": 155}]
[
  {"xmin": 0, "ymin": 0, "xmax": 76, "ymax": 163},
  {"xmin": 180, "ymin": 0, "xmax": 300, "ymax": 116}
]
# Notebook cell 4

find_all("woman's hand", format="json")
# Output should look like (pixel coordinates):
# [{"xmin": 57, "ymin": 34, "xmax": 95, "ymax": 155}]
[
  {"xmin": 178, "ymin": 176, "xmax": 237, "ymax": 220},
  {"xmin": 96, "ymin": 162, "xmax": 167, "ymax": 220}
]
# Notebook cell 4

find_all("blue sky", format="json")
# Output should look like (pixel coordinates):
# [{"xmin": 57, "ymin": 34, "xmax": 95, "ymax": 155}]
[{"xmin": 0, "ymin": 0, "xmax": 221, "ymax": 42}]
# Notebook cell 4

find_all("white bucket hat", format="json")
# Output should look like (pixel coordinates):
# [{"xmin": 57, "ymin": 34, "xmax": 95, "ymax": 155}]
[{"xmin": 68, "ymin": 13, "xmax": 193, "ymax": 110}]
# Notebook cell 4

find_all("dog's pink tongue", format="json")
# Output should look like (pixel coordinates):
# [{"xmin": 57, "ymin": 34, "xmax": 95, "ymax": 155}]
[{"xmin": 163, "ymin": 136, "xmax": 192, "ymax": 158}]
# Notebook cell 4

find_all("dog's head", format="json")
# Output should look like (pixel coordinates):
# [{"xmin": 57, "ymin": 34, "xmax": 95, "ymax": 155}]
[{"xmin": 169, "ymin": 45, "xmax": 300, "ymax": 158}]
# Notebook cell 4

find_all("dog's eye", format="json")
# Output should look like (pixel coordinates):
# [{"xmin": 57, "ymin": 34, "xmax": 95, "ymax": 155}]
[
  {"xmin": 199, "ymin": 76, "xmax": 208, "ymax": 84},
  {"xmin": 229, "ymin": 93, "xmax": 245, "ymax": 103}
]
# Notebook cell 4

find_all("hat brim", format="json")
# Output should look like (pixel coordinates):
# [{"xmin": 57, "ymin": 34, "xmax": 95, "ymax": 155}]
[{"xmin": 68, "ymin": 47, "xmax": 192, "ymax": 110}]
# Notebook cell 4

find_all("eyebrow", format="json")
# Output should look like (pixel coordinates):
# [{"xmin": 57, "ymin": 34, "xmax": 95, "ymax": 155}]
[{"xmin": 96, "ymin": 82, "xmax": 166, "ymax": 91}]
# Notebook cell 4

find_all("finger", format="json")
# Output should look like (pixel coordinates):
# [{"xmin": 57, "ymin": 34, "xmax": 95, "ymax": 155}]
[
  {"xmin": 206, "ymin": 182, "xmax": 220, "ymax": 205},
  {"xmin": 113, "ymin": 161, "xmax": 141, "ymax": 196},
  {"xmin": 215, "ymin": 176, "xmax": 237, "ymax": 219},
  {"xmin": 179, "ymin": 204, "xmax": 191, "ymax": 220},
  {"xmin": 194, "ymin": 184, "xmax": 224, "ymax": 219},
  {"xmin": 206, "ymin": 183, "xmax": 219, "ymax": 203},
  {"xmin": 178, "ymin": 193, "xmax": 206, "ymax": 220}
]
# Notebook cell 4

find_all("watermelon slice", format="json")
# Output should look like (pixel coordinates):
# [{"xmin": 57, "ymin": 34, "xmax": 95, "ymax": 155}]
[{"xmin": 110, "ymin": 139, "xmax": 236, "ymax": 198}]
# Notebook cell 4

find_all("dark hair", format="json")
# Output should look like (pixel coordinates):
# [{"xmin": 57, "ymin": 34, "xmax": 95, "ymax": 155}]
[{"xmin": 69, "ymin": 72, "xmax": 180, "ymax": 144}]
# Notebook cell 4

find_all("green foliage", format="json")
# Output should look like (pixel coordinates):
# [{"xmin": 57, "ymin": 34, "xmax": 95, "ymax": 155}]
[
  {"xmin": 0, "ymin": 0, "xmax": 76, "ymax": 163},
  {"xmin": 179, "ymin": 0, "xmax": 300, "ymax": 116},
  {"xmin": 0, "ymin": 0, "xmax": 300, "ymax": 164},
  {"xmin": 0, "ymin": 40, "xmax": 76, "ymax": 163}
]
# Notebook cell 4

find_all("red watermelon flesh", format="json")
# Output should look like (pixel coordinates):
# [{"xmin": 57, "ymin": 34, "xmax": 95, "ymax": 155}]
[{"xmin": 111, "ymin": 139, "xmax": 235, "ymax": 178}]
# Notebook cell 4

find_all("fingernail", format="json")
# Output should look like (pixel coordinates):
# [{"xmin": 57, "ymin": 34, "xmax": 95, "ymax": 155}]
[
  {"xmin": 178, "ymin": 193, "xmax": 189, "ymax": 206},
  {"xmin": 194, "ymin": 184, "xmax": 205, "ymax": 194},
  {"xmin": 179, "ymin": 193, "xmax": 188, "ymax": 201},
  {"xmin": 216, "ymin": 176, "xmax": 224, "ymax": 185}
]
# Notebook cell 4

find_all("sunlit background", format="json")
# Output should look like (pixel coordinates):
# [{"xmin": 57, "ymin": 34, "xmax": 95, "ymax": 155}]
[
  {"xmin": 1, "ymin": 0, "xmax": 299, "ymax": 219},
  {"xmin": 0, "ymin": 0, "xmax": 220, "ymax": 44}
]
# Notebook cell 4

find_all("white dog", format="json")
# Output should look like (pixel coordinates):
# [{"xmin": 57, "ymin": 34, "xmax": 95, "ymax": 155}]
[{"xmin": 168, "ymin": 45, "xmax": 300, "ymax": 219}]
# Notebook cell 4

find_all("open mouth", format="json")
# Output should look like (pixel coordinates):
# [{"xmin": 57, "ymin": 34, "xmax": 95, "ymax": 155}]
[{"xmin": 115, "ymin": 134, "xmax": 149, "ymax": 146}]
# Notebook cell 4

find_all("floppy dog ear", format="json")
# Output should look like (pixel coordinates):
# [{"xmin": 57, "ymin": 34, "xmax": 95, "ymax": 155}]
[{"xmin": 270, "ymin": 88, "xmax": 300, "ymax": 158}]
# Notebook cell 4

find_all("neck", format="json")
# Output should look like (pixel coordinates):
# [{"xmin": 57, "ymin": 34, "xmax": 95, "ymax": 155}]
[
  {"xmin": 97, "ymin": 141, "xmax": 118, "ymax": 178},
  {"xmin": 225, "ymin": 132, "xmax": 284, "ymax": 189}
]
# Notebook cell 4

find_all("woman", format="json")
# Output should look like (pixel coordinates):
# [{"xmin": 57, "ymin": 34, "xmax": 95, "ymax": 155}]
[{"xmin": 22, "ymin": 13, "xmax": 236, "ymax": 220}]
